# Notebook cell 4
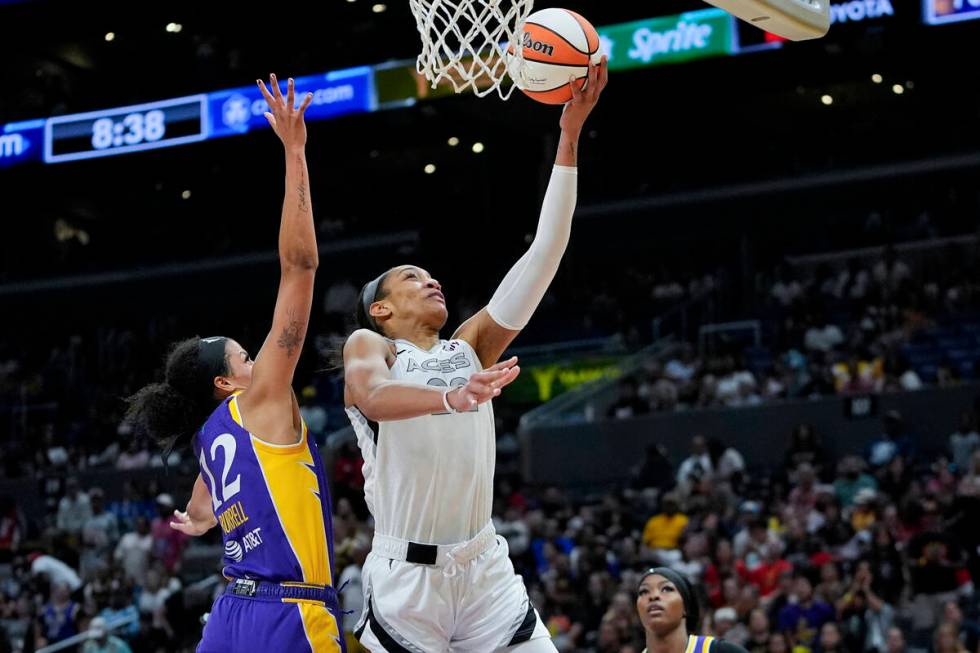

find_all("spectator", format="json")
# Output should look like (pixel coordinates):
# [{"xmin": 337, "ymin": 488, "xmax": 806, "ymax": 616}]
[
  {"xmin": 817, "ymin": 621, "xmax": 846, "ymax": 653},
  {"xmin": 82, "ymin": 616, "xmax": 132, "ymax": 653},
  {"xmin": 607, "ymin": 379, "xmax": 649, "ymax": 420},
  {"xmin": 805, "ymin": 315, "xmax": 845, "ymax": 355},
  {"xmin": 336, "ymin": 533, "xmax": 370, "ymax": 649},
  {"xmin": 99, "ymin": 589, "xmax": 139, "ymax": 640},
  {"xmin": 30, "ymin": 552, "xmax": 82, "ymax": 593},
  {"xmin": 114, "ymin": 517, "xmax": 152, "ymax": 585},
  {"xmin": 772, "ymin": 265, "xmax": 804, "ymax": 308},
  {"xmin": 115, "ymin": 441, "xmax": 150, "ymax": 470},
  {"xmin": 665, "ymin": 345, "xmax": 699, "ymax": 386},
  {"xmin": 736, "ymin": 540, "xmax": 792, "ymax": 599},
  {"xmin": 959, "ymin": 451, "xmax": 980, "ymax": 498},
  {"xmin": 40, "ymin": 581, "xmax": 80, "ymax": 647},
  {"xmin": 777, "ymin": 574, "xmax": 835, "ymax": 648},
  {"xmin": 866, "ymin": 411, "xmax": 913, "ymax": 469},
  {"xmin": 713, "ymin": 606, "xmax": 738, "ymax": 640},
  {"xmin": 877, "ymin": 455, "xmax": 913, "ymax": 503},
  {"xmin": 106, "ymin": 482, "xmax": 153, "ymax": 532},
  {"xmin": 734, "ymin": 516, "xmax": 783, "ymax": 562},
  {"xmin": 677, "ymin": 435, "xmax": 713, "ymax": 488},
  {"xmin": 788, "ymin": 463, "xmax": 821, "ymax": 519},
  {"xmin": 137, "ymin": 567, "xmax": 179, "ymax": 644},
  {"xmin": 907, "ymin": 524, "xmax": 967, "ymax": 631},
  {"xmin": 744, "ymin": 608, "xmax": 772, "ymax": 653},
  {"xmin": 941, "ymin": 601, "xmax": 980, "ymax": 653},
  {"xmin": 884, "ymin": 627, "xmax": 906, "ymax": 653},
  {"xmin": 80, "ymin": 488, "xmax": 119, "ymax": 581},
  {"xmin": 949, "ymin": 411, "xmax": 980, "ymax": 474},
  {"xmin": 934, "ymin": 621, "xmax": 970, "ymax": 653},
  {"xmin": 0, "ymin": 497, "xmax": 24, "ymax": 562},
  {"xmin": 298, "ymin": 386, "xmax": 328, "ymax": 441},
  {"xmin": 768, "ymin": 632, "xmax": 792, "ymax": 653},
  {"xmin": 784, "ymin": 424, "xmax": 828, "ymax": 478},
  {"xmin": 872, "ymin": 246, "xmax": 911, "ymax": 296},
  {"xmin": 56, "ymin": 477, "xmax": 92, "ymax": 537},
  {"xmin": 495, "ymin": 506, "xmax": 531, "ymax": 559},
  {"xmin": 834, "ymin": 457, "xmax": 878, "ymax": 508},
  {"xmin": 149, "ymin": 494, "xmax": 188, "ymax": 574},
  {"xmin": 642, "ymin": 494, "xmax": 689, "ymax": 554},
  {"xmin": 708, "ymin": 438, "xmax": 746, "ymax": 485},
  {"xmin": 838, "ymin": 563, "xmax": 896, "ymax": 653}
]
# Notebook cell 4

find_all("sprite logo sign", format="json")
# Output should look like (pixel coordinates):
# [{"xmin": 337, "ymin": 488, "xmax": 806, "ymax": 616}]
[{"xmin": 597, "ymin": 8, "xmax": 735, "ymax": 72}]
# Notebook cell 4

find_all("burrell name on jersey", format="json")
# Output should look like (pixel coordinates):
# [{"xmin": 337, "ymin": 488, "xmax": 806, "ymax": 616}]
[{"xmin": 346, "ymin": 338, "xmax": 495, "ymax": 545}]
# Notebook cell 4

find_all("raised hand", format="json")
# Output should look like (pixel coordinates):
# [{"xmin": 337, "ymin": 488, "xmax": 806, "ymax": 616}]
[
  {"xmin": 560, "ymin": 56, "xmax": 609, "ymax": 134},
  {"xmin": 448, "ymin": 356, "xmax": 521, "ymax": 411},
  {"xmin": 169, "ymin": 509, "xmax": 214, "ymax": 537},
  {"xmin": 256, "ymin": 73, "xmax": 314, "ymax": 152}
]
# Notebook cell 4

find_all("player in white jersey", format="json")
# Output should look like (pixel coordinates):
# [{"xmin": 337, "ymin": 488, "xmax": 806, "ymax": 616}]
[{"xmin": 342, "ymin": 57, "xmax": 608, "ymax": 653}]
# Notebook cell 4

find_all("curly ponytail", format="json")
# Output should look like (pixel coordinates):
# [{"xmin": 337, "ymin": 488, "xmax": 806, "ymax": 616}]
[{"xmin": 126, "ymin": 336, "xmax": 229, "ymax": 450}]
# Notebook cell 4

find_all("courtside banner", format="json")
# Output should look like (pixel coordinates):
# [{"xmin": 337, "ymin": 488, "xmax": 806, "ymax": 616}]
[
  {"xmin": 923, "ymin": 0, "xmax": 980, "ymax": 24},
  {"xmin": 597, "ymin": 8, "xmax": 735, "ymax": 72}
]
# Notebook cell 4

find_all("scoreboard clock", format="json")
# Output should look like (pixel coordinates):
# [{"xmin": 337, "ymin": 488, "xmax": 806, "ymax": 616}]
[{"xmin": 44, "ymin": 95, "xmax": 208, "ymax": 163}]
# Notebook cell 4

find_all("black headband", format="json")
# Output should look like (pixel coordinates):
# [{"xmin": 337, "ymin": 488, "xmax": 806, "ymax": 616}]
[
  {"xmin": 639, "ymin": 567, "xmax": 700, "ymax": 634},
  {"xmin": 197, "ymin": 336, "xmax": 229, "ymax": 380},
  {"xmin": 360, "ymin": 273, "xmax": 386, "ymax": 331}
]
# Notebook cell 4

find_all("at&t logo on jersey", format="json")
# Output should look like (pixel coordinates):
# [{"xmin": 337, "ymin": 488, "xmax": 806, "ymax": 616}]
[
  {"xmin": 224, "ymin": 527, "xmax": 264, "ymax": 562},
  {"xmin": 225, "ymin": 540, "xmax": 244, "ymax": 562}
]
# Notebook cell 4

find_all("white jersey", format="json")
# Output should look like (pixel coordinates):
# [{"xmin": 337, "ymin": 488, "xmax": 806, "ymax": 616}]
[{"xmin": 345, "ymin": 338, "xmax": 495, "ymax": 545}]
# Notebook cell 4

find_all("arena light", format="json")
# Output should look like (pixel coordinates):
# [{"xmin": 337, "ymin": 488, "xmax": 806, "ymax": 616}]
[
  {"xmin": 892, "ymin": 84, "xmax": 904, "ymax": 95},
  {"xmin": 104, "ymin": 32, "xmax": 115, "ymax": 42},
  {"xmin": 372, "ymin": 3, "xmax": 386, "ymax": 12},
  {"xmin": 424, "ymin": 164, "xmax": 436, "ymax": 174},
  {"xmin": 702, "ymin": 0, "xmax": 830, "ymax": 41},
  {"xmin": 447, "ymin": 136, "xmax": 459, "ymax": 147},
  {"xmin": 820, "ymin": 94, "xmax": 833, "ymax": 105},
  {"xmin": 181, "ymin": 190, "xmax": 192, "ymax": 199},
  {"xmin": 165, "ymin": 22, "xmax": 183, "ymax": 33},
  {"xmin": 472, "ymin": 142, "xmax": 485, "ymax": 154},
  {"xmin": 871, "ymin": 73, "xmax": 883, "ymax": 84}
]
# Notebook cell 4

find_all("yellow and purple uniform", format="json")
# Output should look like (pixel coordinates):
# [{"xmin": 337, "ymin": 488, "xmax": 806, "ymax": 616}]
[{"xmin": 194, "ymin": 394, "xmax": 344, "ymax": 653}]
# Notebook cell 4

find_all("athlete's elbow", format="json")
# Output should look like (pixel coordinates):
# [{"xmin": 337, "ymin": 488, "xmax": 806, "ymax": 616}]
[
  {"xmin": 281, "ymin": 250, "xmax": 319, "ymax": 272},
  {"xmin": 358, "ymin": 403, "xmax": 384, "ymax": 422}
]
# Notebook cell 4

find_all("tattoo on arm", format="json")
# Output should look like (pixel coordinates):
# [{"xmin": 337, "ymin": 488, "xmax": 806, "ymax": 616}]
[
  {"xmin": 297, "ymin": 156, "xmax": 309, "ymax": 213},
  {"xmin": 277, "ymin": 310, "xmax": 303, "ymax": 357}
]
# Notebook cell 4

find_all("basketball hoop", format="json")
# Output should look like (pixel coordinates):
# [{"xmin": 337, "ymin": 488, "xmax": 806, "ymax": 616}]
[{"xmin": 409, "ymin": 0, "xmax": 535, "ymax": 100}]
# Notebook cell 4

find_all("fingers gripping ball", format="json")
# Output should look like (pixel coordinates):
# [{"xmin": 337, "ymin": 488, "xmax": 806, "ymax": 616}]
[{"xmin": 509, "ymin": 8, "xmax": 603, "ymax": 105}]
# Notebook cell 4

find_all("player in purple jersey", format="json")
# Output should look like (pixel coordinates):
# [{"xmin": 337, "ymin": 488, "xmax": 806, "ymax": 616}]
[{"xmin": 126, "ymin": 74, "xmax": 343, "ymax": 653}]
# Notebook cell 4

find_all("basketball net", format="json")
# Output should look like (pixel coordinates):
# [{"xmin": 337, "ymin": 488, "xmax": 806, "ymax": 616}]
[{"xmin": 409, "ymin": 0, "xmax": 535, "ymax": 100}]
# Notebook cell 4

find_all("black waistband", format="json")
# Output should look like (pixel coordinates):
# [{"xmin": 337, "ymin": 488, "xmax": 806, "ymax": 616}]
[
  {"xmin": 405, "ymin": 542, "xmax": 438, "ymax": 565},
  {"xmin": 225, "ymin": 578, "xmax": 339, "ymax": 606}
]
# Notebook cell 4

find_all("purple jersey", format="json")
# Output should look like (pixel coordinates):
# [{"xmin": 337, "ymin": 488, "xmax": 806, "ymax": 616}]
[{"xmin": 194, "ymin": 394, "xmax": 337, "ymax": 587}]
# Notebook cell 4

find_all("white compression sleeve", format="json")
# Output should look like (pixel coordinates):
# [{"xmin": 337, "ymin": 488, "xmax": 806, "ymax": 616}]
[{"xmin": 487, "ymin": 165, "xmax": 578, "ymax": 330}]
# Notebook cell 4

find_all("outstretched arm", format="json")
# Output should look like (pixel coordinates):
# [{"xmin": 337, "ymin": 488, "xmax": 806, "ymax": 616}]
[
  {"xmin": 454, "ymin": 57, "xmax": 609, "ymax": 367},
  {"xmin": 171, "ymin": 475, "xmax": 217, "ymax": 537},
  {"xmin": 239, "ymin": 75, "xmax": 316, "ymax": 443},
  {"xmin": 344, "ymin": 329, "xmax": 520, "ymax": 422}
]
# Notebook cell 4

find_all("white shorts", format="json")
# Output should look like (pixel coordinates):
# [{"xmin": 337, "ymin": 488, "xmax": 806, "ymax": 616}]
[{"xmin": 354, "ymin": 524, "xmax": 551, "ymax": 653}]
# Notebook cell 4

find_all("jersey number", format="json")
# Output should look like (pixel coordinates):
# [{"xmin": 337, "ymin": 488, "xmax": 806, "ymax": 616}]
[
  {"xmin": 199, "ymin": 433, "xmax": 242, "ymax": 511},
  {"xmin": 428, "ymin": 377, "xmax": 479, "ymax": 415}
]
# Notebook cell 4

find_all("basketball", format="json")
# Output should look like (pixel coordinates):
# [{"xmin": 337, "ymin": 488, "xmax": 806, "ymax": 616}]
[{"xmin": 509, "ymin": 8, "xmax": 603, "ymax": 105}]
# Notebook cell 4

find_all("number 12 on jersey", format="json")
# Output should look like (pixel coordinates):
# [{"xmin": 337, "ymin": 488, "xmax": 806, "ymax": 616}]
[{"xmin": 199, "ymin": 433, "xmax": 242, "ymax": 511}]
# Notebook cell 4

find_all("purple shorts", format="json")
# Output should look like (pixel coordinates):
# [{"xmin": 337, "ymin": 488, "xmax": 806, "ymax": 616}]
[{"xmin": 197, "ymin": 592, "xmax": 345, "ymax": 653}]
